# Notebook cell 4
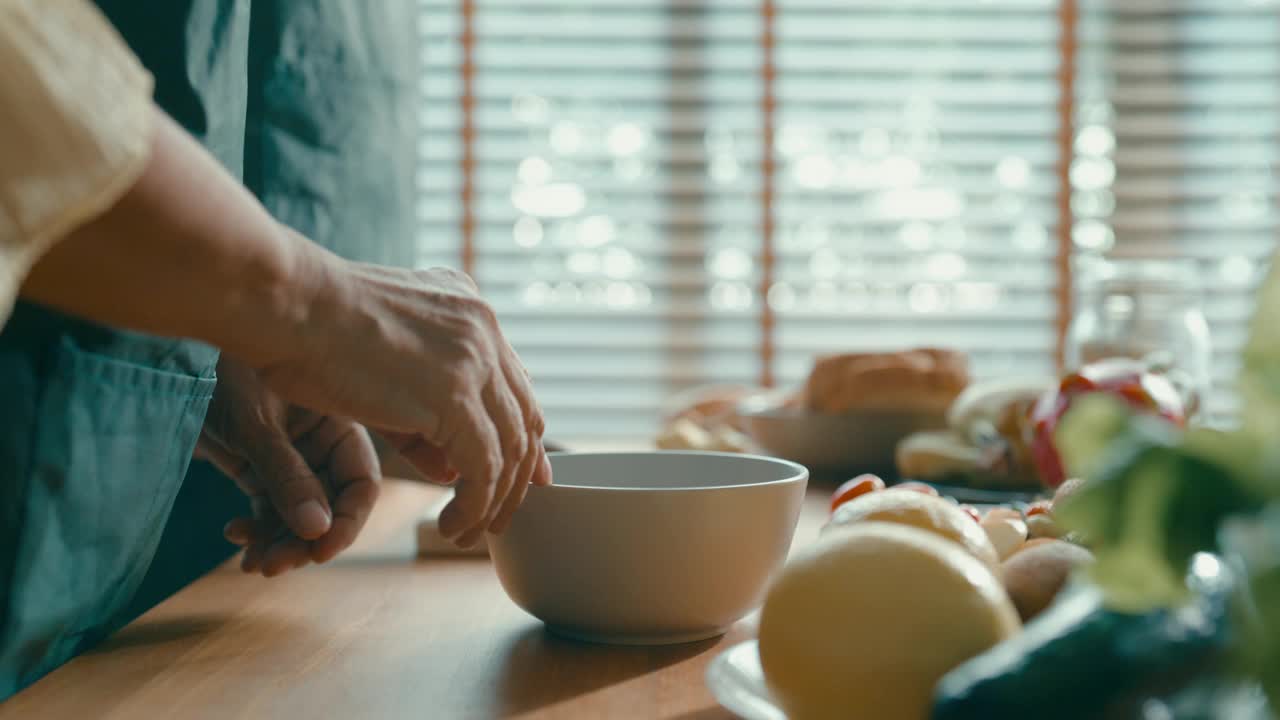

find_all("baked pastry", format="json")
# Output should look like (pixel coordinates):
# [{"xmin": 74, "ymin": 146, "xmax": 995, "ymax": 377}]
[
  {"xmin": 804, "ymin": 348, "xmax": 970, "ymax": 414},
  {"xmin": 947, "ymin": 377, "xmax": 1054, "ymax": 486},
  {"xmin": 655, "ymin": 417, "xmax": 753, "ymax": 453},
  {"xmin": 662, "ymin": 384, "xmax": 754, "ymax": 430},
  {"xmin": 656, "ymin": 384, "xmax": 757, "ymax": 453},
  {"xmin": 895, "ymin": 430, "xmax": 986, "ymax": 481}
]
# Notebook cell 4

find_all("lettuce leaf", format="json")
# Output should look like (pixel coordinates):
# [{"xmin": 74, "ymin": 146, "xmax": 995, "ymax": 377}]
[
  {"xmin": 1055, "ymin": 398, "xmax": 1262, "ymax": 612},
  {"xmin": 1054, "ymin": 258, "xmax": 1280, "ymax": 704}
]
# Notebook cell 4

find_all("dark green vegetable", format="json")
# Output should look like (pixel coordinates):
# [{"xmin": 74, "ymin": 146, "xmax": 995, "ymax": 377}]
[
  {"xmin": 1037, "ymin": 258, "xmax": 1280, "ymax": 709},
  {"xmin": 1050, "ymin": 394, "xmax": 1280, "ymax": 708},
  {"xmin": 933, "ymin": 566, "xmax": 1234, "ymax": 720},
  {"xmin": 1051, "ymin": 400, "xmax": 1264, "ymax": 612}
]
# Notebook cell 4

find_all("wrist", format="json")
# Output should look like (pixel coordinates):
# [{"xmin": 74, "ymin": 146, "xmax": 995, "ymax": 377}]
[{"xmin": 212, "ymin": 224, "xmax": 339, "ymax": 369}]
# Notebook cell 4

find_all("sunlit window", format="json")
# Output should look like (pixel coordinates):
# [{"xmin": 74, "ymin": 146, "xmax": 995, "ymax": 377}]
[{"xmin": 419, "ymin": 0, "xmax": 1280, "ymax": 439}]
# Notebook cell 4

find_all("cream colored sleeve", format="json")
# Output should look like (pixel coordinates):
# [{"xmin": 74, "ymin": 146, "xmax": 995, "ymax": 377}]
[{"xmin": 0, "ymin": 0, "xmax": 155, "ymax": 325}]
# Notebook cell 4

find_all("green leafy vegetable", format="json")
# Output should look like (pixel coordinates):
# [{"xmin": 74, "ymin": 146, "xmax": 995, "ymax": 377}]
[
  {"xmin": 1055, "ymin": 400, "xmax": 1259, "ymax": 612},
  {"xmin": 1053, "ymin": 260, "xmax": 1280, "ymax": 708}
]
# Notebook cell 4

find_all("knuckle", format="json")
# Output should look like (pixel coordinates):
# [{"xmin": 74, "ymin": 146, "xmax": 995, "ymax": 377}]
[
  {"xmin": 527, "ymin": 410, "xmax": 547, "ymax": 437},
  {"xmin": 439, "ymin": 391, "xmax": 481, "ymax": 427},
  {"xmin": 444, "ymin": 318, "xmax": 491, "ymax": 363},
  {"xmin": 502, "ymin": 434, "xmax": 527, "ymax": 468},
  {"xmin": 442, "ymin": 266, "xmax": 480, "ymax": 291},
  {"xmin": 451, "ymin": 428, "xmax": 501, "ymax": 478},
  {"xmin": 460, "ymin": 295, "xmax": 497, "ymax": 326},
  {"xmin": 443, "ymin": 355, "xmax": 476, "ymax": 383},
  {"xmin": 455, "ymin": 331, "xmax": 488, "ymax": 363},
  {"xmin": 427, "ymin": 266, "xmax": 481, "ymax": 296},
  {"xmin": 473, "ymin": 445, "xmax": 501, "ymax": 484},
  {"xmin": 481, "ymin": 448, "xmax": 504, "ymax": 481},
  {"xmin": 426, "ymin": 265, "xmax": 460, "ymax": 281}
]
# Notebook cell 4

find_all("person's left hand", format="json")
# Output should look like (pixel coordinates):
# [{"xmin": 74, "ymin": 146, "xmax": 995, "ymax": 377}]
[{"xmin": 196, "ymin": 356, "xmax": 382, "ymax": 577}]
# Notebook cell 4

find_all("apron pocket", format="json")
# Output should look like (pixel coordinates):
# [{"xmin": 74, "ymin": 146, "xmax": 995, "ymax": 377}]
[{"xmin": 5, "ymin": 335, "xmax": 215, "ymax": 689}]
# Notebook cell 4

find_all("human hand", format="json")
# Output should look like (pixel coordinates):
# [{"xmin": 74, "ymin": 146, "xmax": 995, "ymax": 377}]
[
  {"xmin": 246, "ymin": 249, "xmax": 551, "ymax": 545},
  {"xmin": 197, "ymin": 356, "xmax": 381, "ymax": 576}
]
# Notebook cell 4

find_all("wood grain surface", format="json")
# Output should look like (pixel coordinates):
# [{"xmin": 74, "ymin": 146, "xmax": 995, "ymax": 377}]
[{"xmin": 2, "ymin": 480, "xmax": 830, "ymax": 720}]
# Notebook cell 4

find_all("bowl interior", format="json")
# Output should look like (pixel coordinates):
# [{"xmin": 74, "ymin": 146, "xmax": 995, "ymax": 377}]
[{"xmin": 546, "ymin": 451, "xmax": 806, "ymax": 491}]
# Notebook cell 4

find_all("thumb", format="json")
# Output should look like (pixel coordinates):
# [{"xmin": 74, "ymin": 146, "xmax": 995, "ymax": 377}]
[{"xmin": 246, "ymin": 429, "xmax": 333, "ymax": 540}]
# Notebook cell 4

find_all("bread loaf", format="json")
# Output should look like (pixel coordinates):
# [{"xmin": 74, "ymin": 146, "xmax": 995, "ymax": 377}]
[{"xmin": 804, "ymin": 348, "xmax": 970, "ymax": 414}]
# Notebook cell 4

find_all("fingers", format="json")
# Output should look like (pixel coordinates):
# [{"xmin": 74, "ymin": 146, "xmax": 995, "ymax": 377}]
[
  {"xmin": 302, "ymin": 422, "xmax": 382, "ymax": 564},
  {"xmin": 499, "ymin": 340, "xmax": 545, "ymax": 442},
  {"xmin": 202, "ymin": 436, "xmax": 315, "ymax": 571},
  {"xmin": 247, "ymin": 430, "xmax": 333, "ymax": 540},
  {"xmin": 487, "ymin": 429, "xmax": 554, "ymax": 534},
  {"xmin": 223, "ymin": 516, "xmax": 255, "ymax": 546},
  {"xmin": 533, "ymin": 449, "xmax": 554, "ymax": 487},
  {"xmin": 437, "ymin": 400, "xmax": 502, "ymax": 541},
  {"xmin": 241, "ymin": 542, "xmax": 267, "ymax": 574},
  {"xmin": 457, "ymin": 337, "xmax": 546, "ymax": 539},
  {"xmin": 498, "ymin": 340, "xmax": 548, "ymax": 471},
  {"xmin": 310, "ymin": 476, "xmax": 380, "ymax": 564},
  {"xmin": 440, "ymin": 366, "xmax": 546, "ymax": 543},
  {"xmin": 235, "ymin": 496, "xmax": 276, "ymax": 574},
  {"xmin": 475, "ymin": 376, "xmax": 527, "ymax": 529},
  {"xmin": 477, "ymin": 352, "xmax": 549, "ymax": 535},
  {"xmin": 260, "ymin": 535, "xmax": 312, "ymax": 577},
  {"xmin": 231, "ymin": 418, "xmax": 386, "ymax": 576},
  {"xmin": 487, "ymin": 429, "xmax": 543, "ymax": 534},
  {"xmin": 229, "ymin": 502, "xmax": 313, "ymax": 577}
]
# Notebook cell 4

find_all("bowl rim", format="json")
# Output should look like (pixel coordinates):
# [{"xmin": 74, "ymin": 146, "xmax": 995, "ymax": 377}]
[
  {"xmin": 544, "ymin": 450, "xmax": 808, "ymax": 492},
  {"xmin": 734, "ymin": 388, "xmax": 947, "ymax": 422}
]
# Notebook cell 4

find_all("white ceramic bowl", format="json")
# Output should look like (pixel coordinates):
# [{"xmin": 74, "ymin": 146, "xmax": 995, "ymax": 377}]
[
  {"xmin": 488, "ymin": 451, "xmax": 808, "ymax": 645},
  {"xmin": 736, "ymin": 389, "xmax": 947, "ymax": 473}
]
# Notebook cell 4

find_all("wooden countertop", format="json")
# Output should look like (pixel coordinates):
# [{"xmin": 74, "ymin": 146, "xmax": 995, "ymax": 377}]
[{"xmin": 2, "ymin": 480, "xmax": 830, "ymax": 720}]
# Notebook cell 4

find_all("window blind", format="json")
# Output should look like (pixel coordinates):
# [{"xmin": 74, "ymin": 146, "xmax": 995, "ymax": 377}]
[
  {"xmin": 1076, "ymin": 0, "xmax": 1280, "ymax": 422},
  {"xmin": 770, "ymin": 0, "xmax": 1063, "ymax": 390},
  {"xmin": 421, "ymin": 1, "xmax": 773, "ymax": 439},
  {"xmin": 419, "ymin": 0, "xmax": 1278, "ymax": 441}
]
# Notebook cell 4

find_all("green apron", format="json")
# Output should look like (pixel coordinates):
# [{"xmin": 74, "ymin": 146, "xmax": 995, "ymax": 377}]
[{"xmin": 0, "ymin": 0, "xmax": 416, "ymax": 699}]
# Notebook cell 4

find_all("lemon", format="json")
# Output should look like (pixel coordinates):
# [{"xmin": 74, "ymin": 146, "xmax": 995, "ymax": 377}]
[{"xmin": 759, "ymin": 522, "xmax": 1021, "ymax": 720}]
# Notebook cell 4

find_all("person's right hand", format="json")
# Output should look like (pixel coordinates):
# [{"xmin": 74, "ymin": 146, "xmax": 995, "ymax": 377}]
[
  {"xmin": 12, "ymin": 106, "xmax": 547, "ymax": 546},
  {"xmin": 249, "ymin": 246, "xmax": 552, "ymax": 547}
]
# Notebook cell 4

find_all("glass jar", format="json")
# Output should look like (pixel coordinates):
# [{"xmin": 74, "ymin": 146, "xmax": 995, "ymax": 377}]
[{"xmin": 1065, "ymin": 256, "xmax": 1213, "ymax": 419}]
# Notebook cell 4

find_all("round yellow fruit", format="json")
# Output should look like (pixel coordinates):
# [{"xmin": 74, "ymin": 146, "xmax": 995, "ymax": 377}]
[
  {"xmin": 825, "ymin": 488, "xmax": 1000, "ymax": 571},
  {"xmin": 981, "ymin": 516, "xmax": 1028, "ymax": 560},
  {"xmin": 760, "ymin": 523, "xmax": 1021, "ymax": 720}
]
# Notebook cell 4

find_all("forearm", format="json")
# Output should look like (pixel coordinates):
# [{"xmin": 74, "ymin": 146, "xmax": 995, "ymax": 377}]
[{"xmin": 19, "ymin": 107, "xmax": 328, "ymax": 366}]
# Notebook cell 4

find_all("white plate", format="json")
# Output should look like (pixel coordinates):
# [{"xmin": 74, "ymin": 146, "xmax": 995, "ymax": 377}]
[{"xmin": 705, "ymin": 640, "xmax": 787, "ymax": 720}]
